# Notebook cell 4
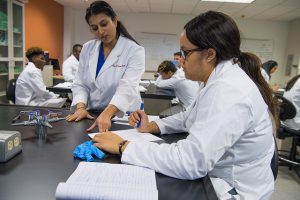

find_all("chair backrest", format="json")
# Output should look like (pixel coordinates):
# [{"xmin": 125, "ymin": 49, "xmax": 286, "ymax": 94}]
[
  {"xmin": 6, "ymin": 79, "xmax": 17, "ymax": 104},
  {"xmin": 274, "ymin": 93, "xmax": 296, "ymax": 121}
]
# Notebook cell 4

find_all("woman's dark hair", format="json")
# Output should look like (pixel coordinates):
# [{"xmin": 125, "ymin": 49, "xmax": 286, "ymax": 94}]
[
  {"xmin": 85, "ymin": 1, "xmax": 138, "ymax": 44},
  {"xmin": 286, "ymin": 74, "xmax": 300, "ymax": 92},
  {"xmin": 184, "ymin": 11, "xmax": 241, "ymax": 64},
  {"xmin": 239, "ymin": 52, "xmax": 279, "ymax": 128},
  {"xmin": 157, "ymin": 60, "xmax": 177, "ymax": 73},
  {"xmin": 262, "ymin": 60, "xmax": 278, "ymax": 77}
]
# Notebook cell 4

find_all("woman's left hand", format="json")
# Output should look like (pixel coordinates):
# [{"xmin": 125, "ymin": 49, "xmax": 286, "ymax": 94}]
[
  {"xmin": 93, "ymin": 132, "xmax": 125, "ymax": 154},
  {"xmin": 86, "ymin": 111, "xmax": 112, "ymax": 132}
]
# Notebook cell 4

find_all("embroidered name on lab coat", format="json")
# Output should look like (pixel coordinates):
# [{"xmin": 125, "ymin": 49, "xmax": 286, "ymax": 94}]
[{"xmin": 113, "ymin": 64, "xmax": 126, "ymax": 68}]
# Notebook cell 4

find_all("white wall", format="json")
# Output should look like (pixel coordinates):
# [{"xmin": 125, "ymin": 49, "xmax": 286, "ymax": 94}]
[
  {"xmin": 282, "ymin": 19, "xmax": 300, "ymax": 85},
  {"xmin": 63, "ymin": 7, "xmax": 290, "ymax": 85}
]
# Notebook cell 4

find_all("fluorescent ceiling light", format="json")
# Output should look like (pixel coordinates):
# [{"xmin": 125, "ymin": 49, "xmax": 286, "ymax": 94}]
[{"xmin": 202, "ymin": 0, "xmax": 255, "ymax": 3}]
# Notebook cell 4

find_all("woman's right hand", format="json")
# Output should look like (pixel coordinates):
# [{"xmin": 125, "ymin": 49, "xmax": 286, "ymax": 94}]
[
  {"xmin": 129, "ymin": 110, "xmax": 149, "ymax": 132},
  {"xmin": 66, "ymin": 108, "xmax": 94, "ymax": 122}
]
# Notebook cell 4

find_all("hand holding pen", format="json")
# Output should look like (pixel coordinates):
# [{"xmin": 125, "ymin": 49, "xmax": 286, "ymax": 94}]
[{"xmin": 129, "ymin": 103, "xmax": 149, "ymax": 132}]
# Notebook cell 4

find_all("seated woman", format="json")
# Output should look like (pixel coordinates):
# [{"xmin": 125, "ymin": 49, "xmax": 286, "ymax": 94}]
[
  {"xmin": 283, "ymin": 74, "xmax": 300, "ymax": 129},
  {"xmin": 261, "ymin": 60, "xmax": 280, "ymax": 91},
  {"xmin": 155, "ymin": 60, "xmax": 199, "ymax": 109},
  {"xmin": 15, "ymin": 47, "xmax": 66, "ymax": 107},
  {"xmin": 93, "ymin": 11, "xmax": 275, "ymax": 199}
]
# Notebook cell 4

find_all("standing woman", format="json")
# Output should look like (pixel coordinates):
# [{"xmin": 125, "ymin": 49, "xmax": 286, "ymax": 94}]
[
  {"xmin": 94, "ymin": 11, "xmax": 275, "ymax": 199},
  {"xmin": 66, "ymin": 1, "xmax": 145, "ymax": 132}
]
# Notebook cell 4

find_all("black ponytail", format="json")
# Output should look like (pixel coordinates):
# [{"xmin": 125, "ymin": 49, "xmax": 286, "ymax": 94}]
[
  {"xmin": 85, "ymin": 1, "xmax": 138, "ymax": 44},
  {"xmin": 238, "ymin": 52, "xmax": 279, "ymax": 128}
]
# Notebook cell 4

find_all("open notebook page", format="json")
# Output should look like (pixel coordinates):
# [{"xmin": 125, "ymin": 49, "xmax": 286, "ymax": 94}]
[{"xmin": 56, "ymin": 162, "xmax": 158, "ymax": 200}]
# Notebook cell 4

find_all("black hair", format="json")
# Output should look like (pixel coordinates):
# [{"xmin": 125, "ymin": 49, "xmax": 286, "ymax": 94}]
[
  {"xmin": 157, "ymin": 60, "xmax": 177, "ymax": 73},
  {"xmin": 262, "ymin": 60, "xmax": 278, "ymax": 77},
  {"xmin": 85, "ymin": 1, "xmax": 138, "ymax": 44},
  {"xmin": 184, "ymin": 11, "xmax": 240, "ymax": 64},
  {"xmin": 73, "ymin": 44, "xmax": 82, "ymax": 51},
  {"xmin": 286, "ymin": 74, "xmax": 300, "ymax": 92},
  {"xmin": 174, "ymin": 52, "xmax": 182, "ymax": 57},
  {"xmin": 26, "ymin": 47, "xmax": 44, "ymax": 62}
]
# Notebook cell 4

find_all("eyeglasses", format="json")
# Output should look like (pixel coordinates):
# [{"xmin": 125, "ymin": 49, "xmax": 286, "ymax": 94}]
[{"xmin": 180, "ymin": 47, "xmax": 204, "ymax": 60}]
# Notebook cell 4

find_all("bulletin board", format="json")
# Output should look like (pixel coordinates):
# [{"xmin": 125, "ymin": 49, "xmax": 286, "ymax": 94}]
[
  {"xmin": 135, "ymin": 32, "xmax": 180, "ymax": 72},
  {"xmin": 241, "ymin": 39, "xmax": 274, "ymax": 63}
]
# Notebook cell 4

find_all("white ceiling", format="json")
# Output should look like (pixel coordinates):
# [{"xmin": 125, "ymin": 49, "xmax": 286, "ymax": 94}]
[{"xmin": 54, "ymin": 0, "xmax": 300, "ymax": 21}]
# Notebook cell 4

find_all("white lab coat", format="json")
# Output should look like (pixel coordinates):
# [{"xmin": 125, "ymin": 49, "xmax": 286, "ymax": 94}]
[
  {"xmin": 15, "ymin": 62, "xmax": 67, "ymax": 107},
  {"xmin": 71, "ymin": 35, "xmax": 145, "ymax": 116},
  {"xmin": 261, "ymin": 68, "xmax": 270, "ymax": 83},
  {"xmin": 122, "ymin": 60, "xmax": 274, "ymax": 199},
  {"xmin": 155, "ymin": 68, "xmax": 199, "ymax": 108},
  {"xmin": 62, "ymin": 54, "xmax": 79, "ymax": 82},
  {"xmin": 283, "ymin": 78, "xmax": 300, "ymax": 129}
]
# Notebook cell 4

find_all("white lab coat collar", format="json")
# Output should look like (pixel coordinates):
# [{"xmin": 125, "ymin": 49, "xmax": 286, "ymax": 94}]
[
  {"xmin": 26, "ymin": 62, "xmax": 41, "ymax": 73},
  {"xmin": 89, "ymin": 35, "xmax": 126, "ymax": 80},
  {"xmin": 205, "ymin": 60, "xmax": 236, "ymax": 87}
]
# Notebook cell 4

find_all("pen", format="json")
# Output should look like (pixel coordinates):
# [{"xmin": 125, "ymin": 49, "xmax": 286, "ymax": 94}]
[{"xmin": 136, "ymin": 102, "xmax": 144, "ymax": 128}]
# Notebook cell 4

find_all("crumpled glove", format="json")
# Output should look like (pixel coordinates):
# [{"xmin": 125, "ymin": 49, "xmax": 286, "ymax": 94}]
[{"xmin": 73, "ymin": 141, "xmax": 105, "ymax": 162}]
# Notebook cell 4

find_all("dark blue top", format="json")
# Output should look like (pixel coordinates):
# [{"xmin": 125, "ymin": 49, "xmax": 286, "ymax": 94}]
[{"xmin": 95, "ymin": 43, "xmax": 105, "ymax": 79}]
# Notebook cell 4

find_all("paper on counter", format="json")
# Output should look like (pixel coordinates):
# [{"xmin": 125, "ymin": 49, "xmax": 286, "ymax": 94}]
[{"xmin": 88, "ymin": 129, "xmax": 163, "ymax": 142}]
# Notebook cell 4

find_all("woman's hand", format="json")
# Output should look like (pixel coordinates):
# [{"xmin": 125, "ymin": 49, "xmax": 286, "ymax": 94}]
[
  {"xmin": 86, "ymin": 111, "xmax": 112, "ymax": 132},
  {"xmin": 66, "ymin": 108, "xmax": 94, "ymax": 122},
  {"xmin": 129, "ymin": 110, "xmax": 149, "ymax": 132},
  {"xmin": 86, "ymin": 104, "xmax": 119, "ymax": 132},
  {"xmin": 93, "ymin": 132, "xmax": 129, "ymax": 155}
]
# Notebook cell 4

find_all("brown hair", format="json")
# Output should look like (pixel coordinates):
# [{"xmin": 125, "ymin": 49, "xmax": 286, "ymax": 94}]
[{"xmin": 238, "ymin": 52, "xmax": 279, "ymax": 128}]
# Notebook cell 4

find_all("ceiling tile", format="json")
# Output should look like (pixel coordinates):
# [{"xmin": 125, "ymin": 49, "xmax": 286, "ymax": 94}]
[
  {"xmin": 54, "ymin": 0, "xmax": 300, "ymax": 21},
  {"xmin": 192, "ymin": 1, "xmax": 224, "ymax": 15},
  {"xmin": 150, "ymin": 0, "xmax": 173, "ymax": 13},
  {"xmin": 172, "ymin": 0, "xmax": 199, "ymax": 14},
  {"xmin": 126, "ymin": 0, "xmax": 150, "ymax": 12}
]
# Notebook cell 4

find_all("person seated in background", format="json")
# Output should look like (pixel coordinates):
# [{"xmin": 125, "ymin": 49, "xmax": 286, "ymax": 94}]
[
  {"xmin": 173, "ymin": 51, "xmax": 184, "ymax": 68},
  {"xmin": 155, "ymin": 60, "xmax": 199, "ymax": 109},
  {"xmin": 283, "ymin": 74, "xmax": 300, "ymax": 130},
  {"xmin": 62, "ymin": 44, "xmax": 82, "ymax": 82},
  {"xmin": 15, "ymin": 47, "xmax": 67, "ymax": 107},
  {"xmin": 261, "ymin": 60, "xmax": 279, "ymax": 91}
]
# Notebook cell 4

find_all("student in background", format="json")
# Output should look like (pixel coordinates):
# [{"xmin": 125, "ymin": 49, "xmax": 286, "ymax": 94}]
[
  {"xmin": 93, "ymin": 11, "xmax": 275, "ymax": 199},
  {"xmin": 155, "ymin": 60, "xmax": 198, "ymax": 109},
  {"xmin": 15, "ymin": 47, "xmax": 67, "ymax": 107},
  {"xmin": 66, "ymin": 0, "xmax": 145, "ymax": 132},
  {"xmin": 62, "ymin": 44, "xmax": 82, "ymax": 82},
  {"xmin": 283, "ymin": 74, "xmax": 300, "ymax": 129},
  {"xmin": 261, "ymin": 60, "xmax": 279, "ymax": 91},
  {"xmin": 173, "ymin": 51, "xmax": 184, "ymax": 68}
]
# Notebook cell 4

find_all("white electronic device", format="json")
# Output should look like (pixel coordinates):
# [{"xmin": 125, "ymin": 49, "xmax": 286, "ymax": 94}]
[{"xmin": 0, "ymin": 130, "xmax": 22, "ymax": 162}]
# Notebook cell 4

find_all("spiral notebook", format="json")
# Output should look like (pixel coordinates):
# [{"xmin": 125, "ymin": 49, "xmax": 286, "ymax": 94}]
[{"xmin": 55, "ymin": 162, "xmax": 158, "ymax": 200}]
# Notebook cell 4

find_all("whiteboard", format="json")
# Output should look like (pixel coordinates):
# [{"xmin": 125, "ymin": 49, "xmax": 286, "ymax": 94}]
[
  {"xmin": 135, "ymin": 33, "xmax": 273, "ymax": 71},
  {"xmin": 241, "ymin": 39, "xmax": 273, "ymax": 63},
  {"xmin": 135, "ymin": 32, "xmax": 180, "ymax": 72}
]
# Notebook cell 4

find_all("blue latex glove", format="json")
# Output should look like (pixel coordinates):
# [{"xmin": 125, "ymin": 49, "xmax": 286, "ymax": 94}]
[{"xmin": 73, "ymin": 141, "xmax": 105, "ymax": 162}]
